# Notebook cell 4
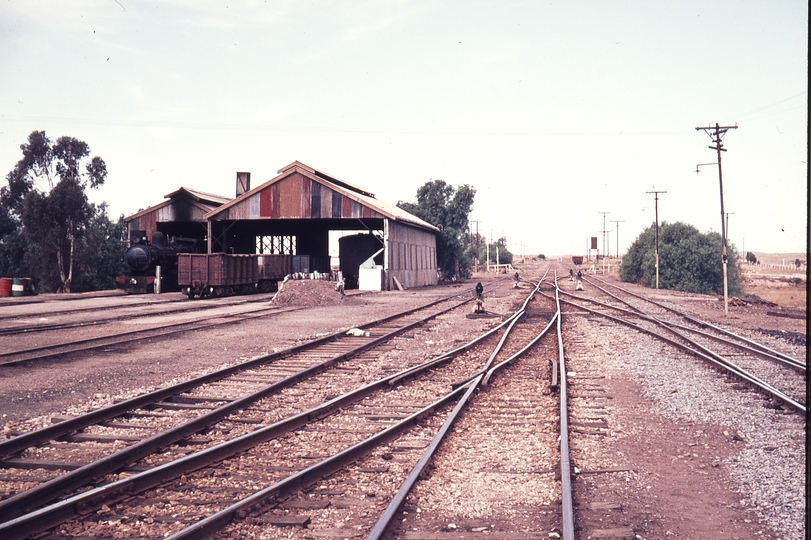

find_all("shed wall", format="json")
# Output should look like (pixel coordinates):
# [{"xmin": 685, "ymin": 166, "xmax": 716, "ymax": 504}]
[{"xmin": 385, "ymin": 220, "xmax": 437, "ymax": 289}]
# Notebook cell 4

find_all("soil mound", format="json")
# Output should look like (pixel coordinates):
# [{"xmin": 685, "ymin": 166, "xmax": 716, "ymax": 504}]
[{"xmin": 272, "ymin": 279, "xmax": 344, "ymax": 307}]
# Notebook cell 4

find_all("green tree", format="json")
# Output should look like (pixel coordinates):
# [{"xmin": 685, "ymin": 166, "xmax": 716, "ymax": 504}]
[
  {"xmin": 619, "ymin": 221, "xmax": 742, "ymax": 295},
  {"xmin": 2, "ymin": 131, "xmax": 108, "ymax": 292},
  {"xmin": 479, "ymin": 236, "xmax": 513, "ymax": 266},
  {"xmin": 72, "ymin": 204, "xmax": 127, "ymax": 292},
  {"xmin": 397, "ymin": 180, "xmax": 476, "ymax": 281},
  {"xmin": 0, "ymin": 204, "xmax": 31, "ymax": 278}
]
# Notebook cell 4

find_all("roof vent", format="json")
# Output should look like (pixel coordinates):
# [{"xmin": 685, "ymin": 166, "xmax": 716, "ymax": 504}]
[{"xmin": 236, "ymin": 172, "xmax": 251, "ymax": 197}]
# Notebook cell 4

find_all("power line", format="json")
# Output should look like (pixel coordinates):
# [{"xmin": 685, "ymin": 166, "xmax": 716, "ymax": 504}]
[{"xmin": 732, "ymin": 91, "xmax": 807, "ymax": 120}]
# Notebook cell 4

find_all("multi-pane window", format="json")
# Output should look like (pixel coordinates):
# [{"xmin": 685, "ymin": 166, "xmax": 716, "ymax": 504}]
[{"xmin": 256, "ymin": 235, "xmax": 296, "ymax": 255}]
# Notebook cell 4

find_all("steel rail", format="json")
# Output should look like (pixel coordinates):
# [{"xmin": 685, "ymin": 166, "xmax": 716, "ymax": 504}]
[
  {"xmin": 581, "ymin": 279, "xmax": 805, "ymax": 371},
  {"xmin": 1, "ymin": 306, "xmax": 519, "ymax": 540},
  {"xmin": 392, "ymin": 271, "xmax": 550, "ymax": 389},
  {"xmin": 0, "ymin": 281, "xmax": 512, "ymax": 538},
  {"xmin": 2, "ymin": 277, "xmax": 553, "ymax": 540},
  {"xmin": 0, "ymin": 281, "xmax": 498, "ymax": 365},
  {"xmin": 482, "ymin": 311, "xmax": 557, "ymax": 385},
  {"xmin": 0, "ymin": 304, "xmax": 294, "ymax": 365},
  {"xmin": 0, "ymin": 294, "xmax": 473, "ymax": 519},
  {"xmin": 367, "ymin": 279, "xmax": 552, "ymax": 539},
  {"xmin": 1, "ymin": 379, "xmax": 476, "ymax": 540},
  {"xmin": 0, "ymin": 291, "xmax": 134, "ymax": 316},
  {"xmin": 366, "ymin": 375, "xmax": 483, "ymax": 540},
  {"xmin": 163, "ymin": 383, "xmax": 474, "ymax": 540},
  {"xmin": 0, "ymin": 293, "xmax": 277, "ymax": 336},
  {"xmin": 544, "ymin": 286, "xmax": 805, "ymax": 413},
  {"xmin": 585, "ymin": 275, "xmax": 803, "ymax": 367},
  {"xmin": 550, "ymin": 284, "xmax": 804, "ymax": 406},
  {"xmin": 554, "ymin": 273, "xmax": 575, "ymax": 540},
  {"xmin": 0, "ymin": 290, "xmax": 470, "ymax": 458}
]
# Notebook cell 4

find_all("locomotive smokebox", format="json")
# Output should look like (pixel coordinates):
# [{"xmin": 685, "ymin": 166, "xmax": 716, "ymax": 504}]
[{"xmin": 125, "ymin": 245, "xmax": 153, "ymax": 273}]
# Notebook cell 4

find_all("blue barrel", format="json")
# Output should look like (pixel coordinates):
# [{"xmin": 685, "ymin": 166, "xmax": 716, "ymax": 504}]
[{"xmin": 11, "ymin": 278, "xmax": 25, "ymax": 296}]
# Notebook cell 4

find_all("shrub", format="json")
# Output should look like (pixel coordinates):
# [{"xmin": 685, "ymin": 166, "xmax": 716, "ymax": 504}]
[{"xmin": 620, "ymin": 221, "xmax": 742, "ymax": 295}]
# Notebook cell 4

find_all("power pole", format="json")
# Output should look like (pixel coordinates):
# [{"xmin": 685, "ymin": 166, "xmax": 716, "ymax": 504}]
[
  {"xmin": 696, "ymin": 122, "xmax": 738, "ymax": 316},
  {"xmin": 646, "ymin": 190, "xmax": 666, "ymax": 289},
  {"xmin": 487, "ymin": 229, "xmax": 492, "ymax": 272},
  {"xmin": 611, "ymin": 220, "xmax": 625, "ymax": 258},
  {"xmin": 598, "ymin": 212, "xmax": 610, "ymax": 259},
  {"xmin": 471, "ymin": 220, "xmax": 481, "ymax": 272}
]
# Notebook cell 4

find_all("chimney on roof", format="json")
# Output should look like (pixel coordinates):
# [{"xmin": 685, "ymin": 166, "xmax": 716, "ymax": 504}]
[{"xmin": 236, "ymin": 172, "xmax": 251, "ymax": 197}]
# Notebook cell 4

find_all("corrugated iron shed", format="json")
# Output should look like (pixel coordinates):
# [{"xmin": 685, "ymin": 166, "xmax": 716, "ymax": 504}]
[
  {"xmin": 204, "ymin": 161, "xmax": 439, "ymax": 290},
  {"xmin": 124, "ymin": 187, "xmax": 231, "ymax": 244},
  {"xmin": 205, "ymin": 161, "xmax": 438, "ymax": 232}
]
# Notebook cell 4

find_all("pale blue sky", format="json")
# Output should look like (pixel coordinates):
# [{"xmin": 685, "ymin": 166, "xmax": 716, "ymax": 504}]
[{"xmin": 1, "ymin": 1, "xmax": 807, "ymax": 256}]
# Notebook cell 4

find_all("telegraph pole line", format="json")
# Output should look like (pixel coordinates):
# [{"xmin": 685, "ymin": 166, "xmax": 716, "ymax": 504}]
[
  {"xmin": 598, "ymin": 211, "xmax": 610, "ymax": 257},
  {"xmin": 646, "ymin": 190, "xmax": 666, "ymax": 289},
  {"xmin": 696, "ymin": 122, "xmax": 738, "ymax": 316},
  {"xmin": 470, "ymin": 220, "xmax": 481, "ymax": 273},
  {"xmin": 599, "ymin": 212, "xmax": 610, "ymax": 258},
  {"xmin": 598, "ymin": 211, "xmax": 610, "ymax": 274},
  {"xmin": 611, "ymin": 220, "xmax": 624, "ymax": 258}
]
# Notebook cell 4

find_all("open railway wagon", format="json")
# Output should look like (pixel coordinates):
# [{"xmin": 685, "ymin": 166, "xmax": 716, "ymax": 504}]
[{"xmin": 178, "ymin": 253, "xmax": 297, "ymax": 299}]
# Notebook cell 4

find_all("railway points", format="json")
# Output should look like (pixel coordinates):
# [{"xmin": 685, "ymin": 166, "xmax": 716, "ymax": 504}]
[{"xmin": 0, "ymin": 259, "xmax": 805, "ymax": 540}]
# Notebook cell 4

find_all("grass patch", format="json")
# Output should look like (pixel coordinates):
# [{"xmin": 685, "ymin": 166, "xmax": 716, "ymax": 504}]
[{"xmin": 743, "ymin": 278, "xmax": 806, "ymax": 310}]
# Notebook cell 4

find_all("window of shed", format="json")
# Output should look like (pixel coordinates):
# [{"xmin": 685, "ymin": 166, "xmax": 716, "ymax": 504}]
[{"xmin": 256, "ymin": 235, "xmax": 296, "ymax": 255}]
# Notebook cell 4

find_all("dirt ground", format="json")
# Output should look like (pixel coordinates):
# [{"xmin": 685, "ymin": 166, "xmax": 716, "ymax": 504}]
[
  {"xmin": 740, "ymin": 261, "xmax": 806, "ymax": 311},
  {"xmin": 0, "ymin": 261, "xmax": 806, "ymax": 539}
]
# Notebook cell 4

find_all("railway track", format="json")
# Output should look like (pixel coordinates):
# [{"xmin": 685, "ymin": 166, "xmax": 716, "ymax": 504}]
[
  {"xmin": 2, "ymin": 264, "xmax": 800, "ymax": 539},
  {"xmin": 0, "ymin": 301, "xmax": 299, "ymax": 366},
  {"xmin": 0, "ymin": 288, "xmax": 482, "ymax": 523},
  {"xmin": 0, "ymin": 293, "xmax": 278, "ymax": 337},
  {"xmin": 545, "ymin": 273, "xmax": 805, "ymax": 414},
  {"xmin": 0, "ymin": 291, "xmax": 188, "ymax": 322},
  {"xmin": 552, "ymin": 268, "xmax": 806, "ymax": 539},
  {"xmin": 0, "ymin": 272, "xmax": 582, "ymax": 540}
]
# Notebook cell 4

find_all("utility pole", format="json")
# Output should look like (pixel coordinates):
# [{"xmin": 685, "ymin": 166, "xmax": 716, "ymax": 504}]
[
  {"xmin": 471, "ymin": 220, "xmax": 481, "ymax": 272},
  {"xmin": 611, "ymin": 220, "xmax": 625, "ymax": 258},
  {"xmin": 696, "ymin": 122, "xmax": 738, "ymax": 317},
  {"xmin": 646, "ymin": 190, "xmax": 666, "ymax": 289},
  {"xmin": 598, "ymin": 212, "xmax": 610, "ymax": 259},
  {"xmin": 598, "ymin": 211, "xmax": 610, "ymax": 274},
  {"xmin": 487, "ymin": 229, "xmax": 492, "ymax": 273}
]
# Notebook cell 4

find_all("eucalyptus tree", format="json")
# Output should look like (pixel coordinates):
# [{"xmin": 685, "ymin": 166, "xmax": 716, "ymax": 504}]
[
  {"xmin": 2, "ymin": 130, "xmax": 107, "ymax": 292},
  {"xmin": 397, "ymin": 179, "xmax": 476, "ymax": 281}
]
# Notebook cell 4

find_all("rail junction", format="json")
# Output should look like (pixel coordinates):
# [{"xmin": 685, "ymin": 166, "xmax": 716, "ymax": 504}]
[{"xmin": 0, "ymin": 260, "xmax": 805, "ymax": 539}]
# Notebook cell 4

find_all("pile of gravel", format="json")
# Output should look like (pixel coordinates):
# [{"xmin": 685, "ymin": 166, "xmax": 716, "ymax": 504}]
[{"xmin": 271, "ymin": 279, "xmax": 345, "ymax": 307}]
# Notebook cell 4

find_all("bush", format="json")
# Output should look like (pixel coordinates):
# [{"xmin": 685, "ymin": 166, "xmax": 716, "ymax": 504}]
[{"xmin": 620, "ymin": 221, "xmax": 742, "ymax": 295}]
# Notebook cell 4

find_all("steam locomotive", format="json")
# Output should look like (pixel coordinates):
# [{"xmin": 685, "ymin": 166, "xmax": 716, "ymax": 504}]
[{"xmin": 116, "ymin": 230, "xmax": 205, "ymax": 294}]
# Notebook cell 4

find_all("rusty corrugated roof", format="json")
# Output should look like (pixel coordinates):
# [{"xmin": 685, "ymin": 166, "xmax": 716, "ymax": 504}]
[
  {"xmin": 206, "ymin": 161, "xmax": 439, "ymax": 233},
  {"xmin": 124, "ymin": 186, "xmax": 231, "ymax": 222}
]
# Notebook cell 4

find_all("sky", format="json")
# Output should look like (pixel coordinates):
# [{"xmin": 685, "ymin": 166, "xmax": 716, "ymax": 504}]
[{"xmin": 1, "ymin": 0, "xmax": 807, "ymax": 258}]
